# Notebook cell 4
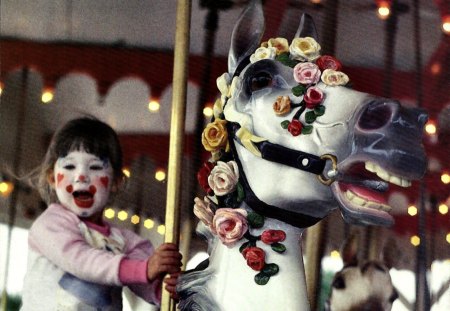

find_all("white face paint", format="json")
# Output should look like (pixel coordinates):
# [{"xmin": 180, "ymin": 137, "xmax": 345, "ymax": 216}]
[{"xmin": 53, "ymin": 150, "xmax": 114, "ymax": 218}]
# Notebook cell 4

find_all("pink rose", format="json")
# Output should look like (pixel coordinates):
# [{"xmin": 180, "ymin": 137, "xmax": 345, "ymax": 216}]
[
  {"xmin": 288, "ymin": 119, "xmax": 303, "ymax": 136},
  {"xmin": 212, "ymin": 208, "xmax": 248, "ymax": 247},
  {"xmin": 293, "ymin": 62, "xmax": 321, "ymax": 85},
  {"xmin": 316, "ymin": 55, "xmax": 342, "ymax": 71},
  {"xmin": 260, "ymin": 230, "xmax": 286, "ymax": 244},
  {"xmin": 303, "ymin": 86, "xmax": 324, "ymax": 109},
  {"xmin": 242, "ymin": 247, "xmax": 266, "ymax": 271}
]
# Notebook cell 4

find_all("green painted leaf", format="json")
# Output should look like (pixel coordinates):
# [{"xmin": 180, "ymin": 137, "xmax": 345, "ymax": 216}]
[
  {"xmin": 305, "ymin": 111, "xmax": 317, "ymax": 124},
  {"xmin": 271, "ymin": 243, "xmax": 286, "ymax": 254},
  {"xmin": 275, "ymin": 53, "xmax": 297, "ymax": 67},
  {"xmin": 281, "ymin": 120, "xmax": 290, "ymax": 129},
  {"xmin": 247, "ymin": 212, "xmax": 265, "ymax": 228},
  {"xmin": 262, "ymin": 263, "xmax": 279, "ymax": 276},
  {"xmin": 292, "ymin": 85, "xmax": 306, "ymax": 97},
  {"xmin": 302, "ymin": 125, "xmax": 313, "ymax": 134},
  {"xmin": 314, "ymin": 105, "xmax": 325, "ymax": 116},
  {"xmin": 239, "ymin": 241, "xmax": 251, "ymax": 254},
  {"xmin": 255, "ymin": 272, "xmax": 270, "ymax": 285},
  {"xmin": 236, "ymin": 182, "xmax": 245, "ymax": 202}
]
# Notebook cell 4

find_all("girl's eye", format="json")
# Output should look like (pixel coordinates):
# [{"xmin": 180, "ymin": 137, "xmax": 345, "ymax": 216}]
[
  {"xmin": 249, "ymin": 72, "xmax": 273, "ymax": 92},
  {"xmin": 90, "ymin": 165, "xmax": 104, "ymax": 170},
  {"xmin": 63, "ymin": 164, "xmax": 75, "ymax": 170}
]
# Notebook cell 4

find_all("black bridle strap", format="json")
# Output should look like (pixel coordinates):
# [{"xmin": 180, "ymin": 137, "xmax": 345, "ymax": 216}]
[
  {"xmin": 256, "ymin": 141, "xmax": 326, "ymax": 175},
  {"xmin": 227, "ymin": 123, "xmax": 322, "ymax": 228}
]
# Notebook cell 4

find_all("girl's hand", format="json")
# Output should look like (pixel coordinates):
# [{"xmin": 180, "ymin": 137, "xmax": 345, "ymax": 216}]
[
  {"xmin": 147, "ymin": 243, "xmax": 182, "ymax": 282},
  {"xmin": 164, "ymin": 272, "xmax": 181, "ymax": 301}
]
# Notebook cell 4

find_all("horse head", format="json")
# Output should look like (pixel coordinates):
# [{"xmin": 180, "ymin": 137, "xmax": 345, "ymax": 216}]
[{"xmin": 204, "ymin": 0, "xmax": 426, "ymax": 227}]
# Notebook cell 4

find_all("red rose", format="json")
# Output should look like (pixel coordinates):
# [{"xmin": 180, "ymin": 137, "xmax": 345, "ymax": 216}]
[
  {"xmin": 197, "ymin": 162, "xmax": 215, "ymax": 194},
  {"xmin": 261, "ymin": 230, "xmax": 286, "ymax": 244},
  {"xmin": 288, "ymin": 119, "xmax": 303, "ymax": 136},
  {"xmin": 242, "ymin": 247, "xmax": 266, "ymax": 271},
  {"xmin": 304, "ymin": 86, "xmax": 324, "ymax": 109},
  {"xmin": 316, "ymin": 55, "xmax": 342, "ymax": 71}
]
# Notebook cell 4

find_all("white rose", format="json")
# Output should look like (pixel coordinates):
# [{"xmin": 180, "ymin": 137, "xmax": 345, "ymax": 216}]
[
  {"xmin": 321, "ymin": 69, "xmax": 349, "ymax": 86},
  {"xmin": 250, "ymin": 47, "xmax": 277, "ymax": 63},
  {"xmin": 289, "ymin": 37, "xmax": 321, "ymax": 62},
  {"xmin": 208, "ymin": 161, "xmax": 239, "ymax": 196},
  {"xmin": 217, "ymin": 72, "xmax": 231, "ymax": 96}
]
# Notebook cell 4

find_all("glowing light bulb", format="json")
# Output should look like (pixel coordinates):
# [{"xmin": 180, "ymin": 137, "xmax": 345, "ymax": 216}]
[
  {"xmin": 144, "ymin": 218, "xmax": 155, "ymax": 229},
  {"xmin": 377, "ymin": 1, "xmax": 391, "ymax": 20},
  {"xmin": 425, "ymin": 121, "xmax": 437, "ymax": 135},
  {"xmin": 104, "ymin": 208, "xmax": 115, "ymax": 219},
  {"xmin": 441, "ymin": 173, "xmax": 450, "ymax": 185},
  {"xmin": 41, "ymin": 89, "xmax": 54, "ymax": 103},
  {"xmin": 148, "ymin": 99, "xmax": 160, "ymax": 112},
  {"xmin": 407, "ymin": 205, "xmax": 417, "ymax": 216},
  {"xmin": 330, "ymin": 250, "xmax": 341, "ymax": 259},
  {"xmin": 446, "ymin": 233, "xmax": 450, "ymax": 244},
  {"xmin": 117, "ymin": 210, "xmax": 128, "ymax": 221},
  {"xmin": 438, "ymin": 204, "xmax": 448, "ymax": 215},
  {"xmin": 122, "ymin": 168, "xmax": 131, "ymax": 178},
  {"xmin": 203, "ymin": 106, "xmax": 213, "ymax": 117},
  {"xmin": 157, "ymin": 224, "xmax": 166, "ymax": 235},
  {"xmin": 442, "ymin": 15, "xmax": 450, "ymax": 35},
  {"xmin": 0, "ymin": 182, "xmax": 14, "ymax": 197},
  {"xmin": 155, "ymin": 169, "xmax": 166, "ymax": 181},
  {"xmin": 131, "ymin": 215, "xmax": 140, "ymax": 225},
  {"xmin": 410, "ymin": 235, "xmax": 420, "ymax": 246}
]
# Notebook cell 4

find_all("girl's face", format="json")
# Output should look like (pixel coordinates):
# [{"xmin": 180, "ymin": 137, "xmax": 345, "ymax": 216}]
[{"xmin": 52, "ymin": 150, "xmax": 114, "ymax": 218}]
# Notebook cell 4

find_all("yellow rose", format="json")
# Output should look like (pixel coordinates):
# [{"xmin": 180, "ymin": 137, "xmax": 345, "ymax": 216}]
[
  {"xmin": 202, "ymin": 119, "xmax": 228, "ymax": 152},
  {"xmin": 250, "ymin": 47, "xmax": 277, "ymax": 63},
  {"xmin": 273, "ymin": 96, "xmax": 291, "ymax": 115},
  {"xmin": 321, "ymin": 69, "xmax": 349, "ymax": 86},
  {"xmin": 289, "ymin": 37, "xmax": 321, "ymax": 62},
  {"xmin": 267, "ymin": 37, "xmax": 289, "ymax": 55}
]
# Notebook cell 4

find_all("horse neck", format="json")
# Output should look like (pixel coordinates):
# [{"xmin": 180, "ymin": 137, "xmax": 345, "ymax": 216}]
[{"xmin": 207, "ymin": 205, "xmax": 311, "ymax": 310}]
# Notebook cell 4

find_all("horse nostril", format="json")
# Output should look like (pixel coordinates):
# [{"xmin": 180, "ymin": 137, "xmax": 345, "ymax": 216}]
[{"xmin": 358, "ymin": 101, "xmax": 395, "ymax": 131}]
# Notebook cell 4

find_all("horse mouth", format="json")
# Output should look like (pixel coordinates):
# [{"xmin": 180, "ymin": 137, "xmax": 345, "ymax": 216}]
[{"xmin": 331, "ymin": 160, "xmax": 412, "ymax": 226}]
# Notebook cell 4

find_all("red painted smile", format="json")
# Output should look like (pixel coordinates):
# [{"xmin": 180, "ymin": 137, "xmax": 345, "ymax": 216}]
[{"xmin": 73, "ymin": 185, "xmax": 97, "ymax": 208}]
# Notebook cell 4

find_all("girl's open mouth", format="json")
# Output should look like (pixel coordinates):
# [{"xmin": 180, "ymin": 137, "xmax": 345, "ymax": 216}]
[{"xmin": 73, "ymin": 190, "xmax": 94, "ymax": 208}]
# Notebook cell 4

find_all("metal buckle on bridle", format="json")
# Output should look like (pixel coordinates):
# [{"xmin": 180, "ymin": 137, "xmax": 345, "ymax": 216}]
[{"xmin": 317, "ymin": 154, "xmax": 338, "ymax": 186}]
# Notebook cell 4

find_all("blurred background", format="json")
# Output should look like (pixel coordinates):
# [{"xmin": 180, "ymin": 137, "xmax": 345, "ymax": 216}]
[{"xmin": 0, "ymin": 0, "xmax": 449, "ymax": 310}]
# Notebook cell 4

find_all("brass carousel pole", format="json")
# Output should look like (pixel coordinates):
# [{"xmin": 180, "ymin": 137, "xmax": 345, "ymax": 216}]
[{"xmin": 160, "ymin": 0, "xmax": 192, "ymax": 310}]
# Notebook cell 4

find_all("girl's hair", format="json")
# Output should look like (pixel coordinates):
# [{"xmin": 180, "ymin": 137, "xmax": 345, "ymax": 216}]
[{"xmin": 36, "ymin": 117, "xmax": 123, "ymax": 203}]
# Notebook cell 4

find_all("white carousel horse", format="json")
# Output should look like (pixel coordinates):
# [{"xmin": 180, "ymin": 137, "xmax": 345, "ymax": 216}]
[
  {"xmin": 177, "ymin": 1, "xmax": 427, "ymax": 310},
  {"xmin": 326, "ymin": 233, "xmax": 398, "ymax": 311}
]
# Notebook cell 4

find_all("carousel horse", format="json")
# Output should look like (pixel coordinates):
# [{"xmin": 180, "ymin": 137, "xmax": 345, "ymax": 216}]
[
  {"xmin": 326, "ymin": 233, "xmax": 398, "ymax": 311},
  {"xmin": 177, "ymin": 1, "xmax": 427, "ymax": 310}
]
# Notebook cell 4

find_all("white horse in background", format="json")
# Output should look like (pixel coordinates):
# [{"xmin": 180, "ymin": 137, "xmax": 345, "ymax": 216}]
[
  {"xmin": 178, "ymin": 1, "xmax": 427, "ymax": 310},
  {"xmin": 326, "ymin": 232, "xmax": 398, "ymax": 311}
]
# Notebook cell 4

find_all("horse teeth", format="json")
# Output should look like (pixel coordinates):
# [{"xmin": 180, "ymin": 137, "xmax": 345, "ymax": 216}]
[
  {"xmin": 346, "ymin": 190, "xmax": 392, "ymax": 212},
  {"xmin": 364, "ymin": 161, "xmax": 411, "ymax": 188}
]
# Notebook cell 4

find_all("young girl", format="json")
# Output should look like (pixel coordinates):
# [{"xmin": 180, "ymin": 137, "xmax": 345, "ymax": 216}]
[{"xmin": 20, "ymin": 117, "xmax": 182, "ymax": 311}]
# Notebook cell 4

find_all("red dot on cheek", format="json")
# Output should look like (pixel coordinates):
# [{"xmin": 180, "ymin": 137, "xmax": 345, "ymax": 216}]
[
  {"xmin": 66, "ymin": 185, "xmax": 73, "ymax": 193},
  {"xmin": 89, "ymin": 185, "xmax": 97, "ymax": 194},
  {"xmin": 100, "ymin": 177, "xmax": 109, "ymax": 188},
  {"xmin": 57, "ymin": 173, "xmax": 64, "ymax": 185}
]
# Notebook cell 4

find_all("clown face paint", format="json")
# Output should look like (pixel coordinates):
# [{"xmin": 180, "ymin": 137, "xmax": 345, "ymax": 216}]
[{"xmin": 53, "ymin": 150, "xmax": 114, "ymax": 218}]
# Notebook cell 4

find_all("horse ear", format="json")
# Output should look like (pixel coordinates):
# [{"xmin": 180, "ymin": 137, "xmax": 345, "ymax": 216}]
[
  {"xmin": 294, "ymin": 13, "xmax": 318, "ymax": 40},
  {"xmin": 228, "ymin": 0, "xmax": 265, "ymax": 74},
  {"xmin": 341, "ymin": 232, "xmax": 359, "ymax": 266}
]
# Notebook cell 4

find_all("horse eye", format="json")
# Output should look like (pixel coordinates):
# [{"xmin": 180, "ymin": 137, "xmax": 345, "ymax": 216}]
[
  {"xmin": 332, "ymin": 275, "xmax": 346, "ymax": 289},
  {"xmin": 249, "ymin": 72, "xmax": 273, "ymax": 92}
]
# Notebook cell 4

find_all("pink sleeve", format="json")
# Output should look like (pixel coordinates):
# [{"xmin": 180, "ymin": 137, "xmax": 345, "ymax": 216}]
[
  {"xmin": 117, "ymin": 228, "xmax": 162, "ymax": 305},
  {"xmin": 28, "ymin": 204, "xmax": 123, "ymax": 285}
]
